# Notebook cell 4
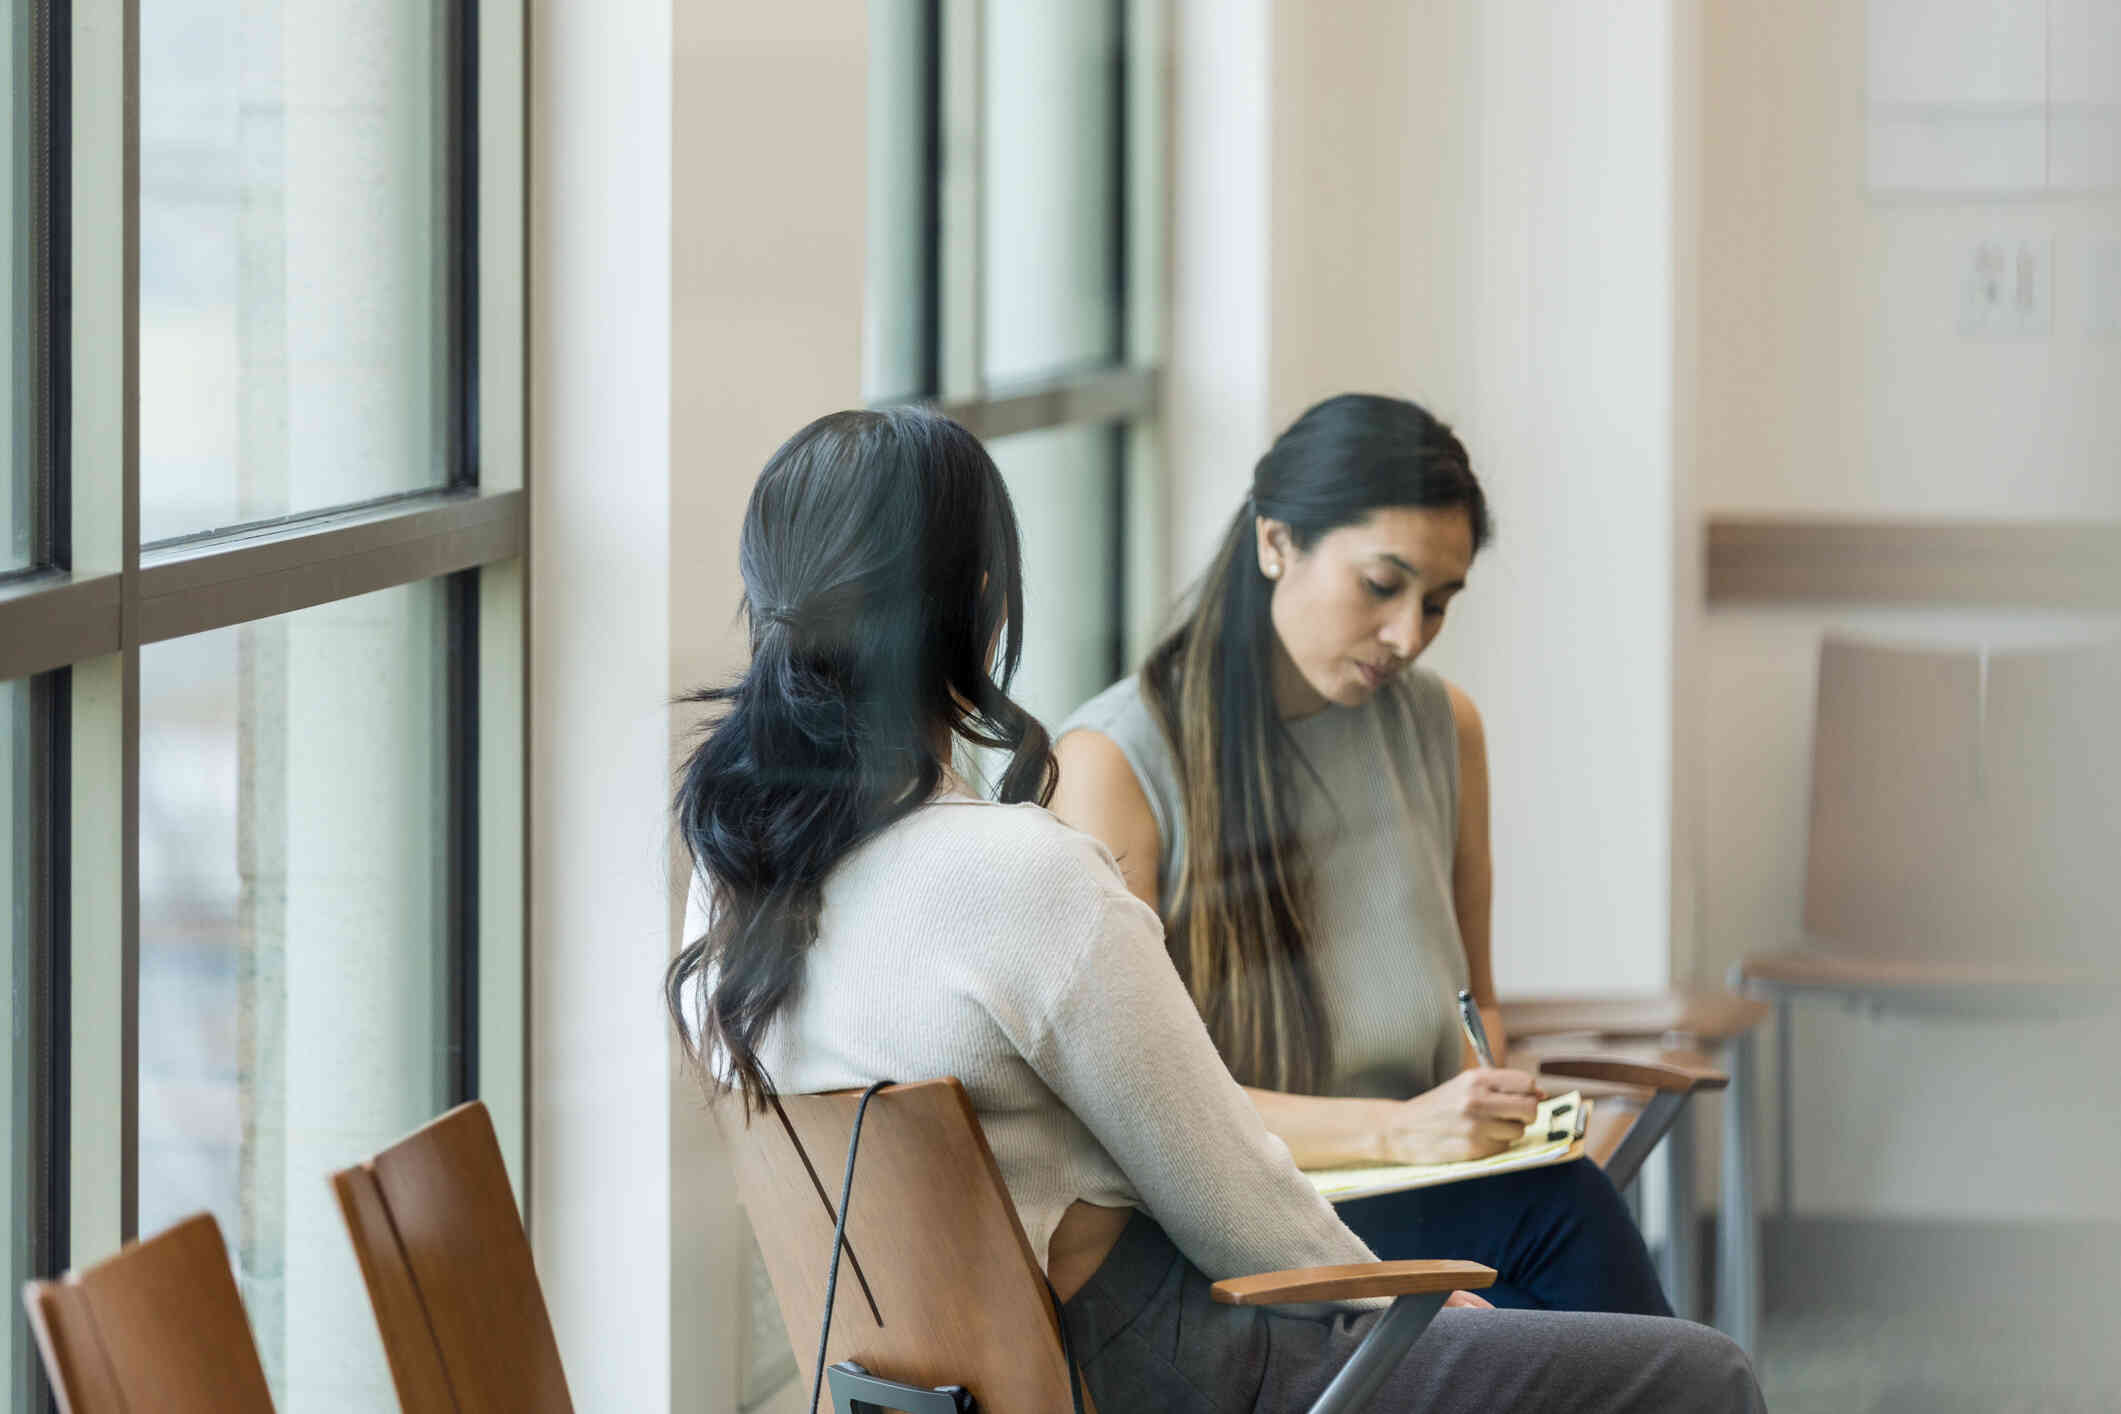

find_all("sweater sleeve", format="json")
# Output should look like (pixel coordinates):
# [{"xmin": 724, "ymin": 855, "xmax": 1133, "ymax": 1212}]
[{"xmin": 1014, "ymin": 872, "xmax": 1381, "ymax": 1287}]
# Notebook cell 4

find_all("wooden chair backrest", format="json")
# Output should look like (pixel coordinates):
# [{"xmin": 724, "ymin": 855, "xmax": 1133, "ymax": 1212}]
[
  {"xmin": 721, "ymin": 1078, "xmax": 1080, "ymax": 1414},
  {"xmin": 1975, "ymin": 638, "xmax": 2121, "ymax": 969},
  {"xmin": 1804, "ymin": 635, "xmax": 1986, "ymax": 959},
  {"xmin": 330, "ymin": 1101, "xmax": 573, "ymax": 1414},
  {"xmin": 22, "ymin": 1212, "xmax": 275, "ymax": 1414},
  {"xmin": 1806, "ymin": 633, "xmax": 2121, "ymax": 970}
]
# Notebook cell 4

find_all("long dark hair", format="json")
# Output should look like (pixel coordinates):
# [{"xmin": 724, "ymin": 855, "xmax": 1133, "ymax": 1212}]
[
  {"xmin": 665, "ymin": 407, "xmax": 1055, "ymax": 1112},
  {"xmin": 1140, "ymin": 393, "xmax": 1490, "ymax": 1093}
]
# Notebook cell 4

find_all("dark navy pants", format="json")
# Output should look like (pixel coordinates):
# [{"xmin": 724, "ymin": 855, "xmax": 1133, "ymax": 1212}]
[{"xmin": 1332, "ymin": 1158, "xmax": 1673, "ymax": 1316}]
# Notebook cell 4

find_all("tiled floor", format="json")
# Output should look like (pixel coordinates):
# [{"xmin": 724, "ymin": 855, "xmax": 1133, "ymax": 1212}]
[{"xmin": 1752, "ymin": 1239, "xmax": 2121, "ymax": 1412}]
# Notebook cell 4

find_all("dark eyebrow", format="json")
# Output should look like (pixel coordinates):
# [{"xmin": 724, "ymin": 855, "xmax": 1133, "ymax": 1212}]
[{"xmin": 1370, "ymin": 552, "xmax": 1465, "ymax": 595}]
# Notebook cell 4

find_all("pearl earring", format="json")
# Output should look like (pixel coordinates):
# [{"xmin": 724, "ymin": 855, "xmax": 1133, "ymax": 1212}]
[{"xmin": 1265, "ymin": 562, "xmax": 1282, "ymax": 579}]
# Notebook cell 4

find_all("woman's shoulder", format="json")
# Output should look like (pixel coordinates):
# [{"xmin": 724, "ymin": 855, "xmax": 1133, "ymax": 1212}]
[
  {"xmin": 897, "ymin": 797, "xmax": 1139, "ymax": 905},
  {"xmin": 879, "ymin": 800, "xmax": 1164, "ymax": 989},
  {"xmin": 1056, "ymin": 672, "xmax": 1155, "ymax": 744}
]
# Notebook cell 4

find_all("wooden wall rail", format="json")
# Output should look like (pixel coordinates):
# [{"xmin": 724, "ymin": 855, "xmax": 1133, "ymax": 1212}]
[{"xmin": 1706, "ymin": 516, "xmax": 2121, "ymax": 608}]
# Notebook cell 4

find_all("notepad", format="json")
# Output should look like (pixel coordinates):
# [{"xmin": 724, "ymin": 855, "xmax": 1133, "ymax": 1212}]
[{"xmin": 1304, "ymin": 1092, "xmax": 1592, "ymax": 1203}]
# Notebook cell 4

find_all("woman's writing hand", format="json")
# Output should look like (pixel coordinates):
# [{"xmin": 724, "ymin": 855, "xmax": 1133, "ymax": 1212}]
[{"xmin": 1380, "ymin": 1066, "xmax": 1543, "ymax": 1165}]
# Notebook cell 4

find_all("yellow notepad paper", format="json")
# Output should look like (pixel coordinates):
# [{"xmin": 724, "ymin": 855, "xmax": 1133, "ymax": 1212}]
[{"xmin": 1305, "ymin": 1091, "xmax": 1592, "ymax": 1203}]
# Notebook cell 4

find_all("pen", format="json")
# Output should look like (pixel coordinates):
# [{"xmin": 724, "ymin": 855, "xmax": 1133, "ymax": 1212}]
[{"xmin": 1456, "ymin": 988, "xmax": 1497, "ymax": 1069}]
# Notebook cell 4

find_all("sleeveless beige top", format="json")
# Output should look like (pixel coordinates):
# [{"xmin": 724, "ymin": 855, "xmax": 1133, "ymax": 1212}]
[{"xmin": 1058, "ymin": 668, "xmax": 1470, "ymax": 1099}]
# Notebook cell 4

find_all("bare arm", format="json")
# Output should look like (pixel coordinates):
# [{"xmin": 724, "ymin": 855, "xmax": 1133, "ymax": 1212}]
[
  {"xmin": 1447, "ymin": 682, "xmax": 1510, "ymax": 1065},
  {"xmin": 1050, "ymin": 711, "xmax": 1536, "ymax": 1169},
  {"xmin": 1048, "ymin": 728, "xmax": 1163, "ymax": 911}
]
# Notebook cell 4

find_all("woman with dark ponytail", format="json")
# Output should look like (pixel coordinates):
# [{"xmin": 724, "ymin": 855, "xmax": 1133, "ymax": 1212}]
[
  {"xmin": 1053, "ymin": 393, "xmax": 1672, "ymax": 1316},
  {"xmin": 670, "ymin": 406, "xmax": 1762, "ymax": 1412}
]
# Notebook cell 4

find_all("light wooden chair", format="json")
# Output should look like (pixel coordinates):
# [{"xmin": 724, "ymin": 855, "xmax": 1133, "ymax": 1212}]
[
  {"xmin": 22, "ymin": 1212, "xmax": 275, "ymax": 1414},
  {"xmin": 1499, "ymin": 991, "xmax": 1769, "ymax": 1333},
  {"xmin": 1731, "ymin": 632, "xmax": 2121, "ymax": 1352},
  {"xmin": 725, "ymin": 1078, "xmax": 1495, "ymax": 1414},
  {"xmin": 330, "ymin": 1101, "xmax": 573, "ymax": 1414}
]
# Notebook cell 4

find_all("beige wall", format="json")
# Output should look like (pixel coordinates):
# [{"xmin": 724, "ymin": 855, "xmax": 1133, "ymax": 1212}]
[
  {"xmin": 1192, "ymin": 0, "xmax": 1696, "ymax": 998},
  {"xmin": 1177, "ymin": 0, "xmax": 2120, "ymax": 1222},
  {"xmin": 669, "ymin": 10, "xmax": 868, "ymax": 1411},
  {"xmin": 1700, "ymin": 0, "xmax": 2121, "ymax": 519},
  {"xmin": 1695, "ymin": 0, "xmax": 2121, "ymax": 1219}
]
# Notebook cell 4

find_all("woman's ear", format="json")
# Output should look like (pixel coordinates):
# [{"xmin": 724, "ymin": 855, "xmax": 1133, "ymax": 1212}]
[{"xmin": 1255, "ymin": 516, "xmax": 1294, "ymax": 580}]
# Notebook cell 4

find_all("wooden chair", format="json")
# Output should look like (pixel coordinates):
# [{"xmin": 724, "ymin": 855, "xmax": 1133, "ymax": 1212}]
[
  {"xmin": 22, "ymin": 1212, "xmax": 276, "ymax": 1414},
  {"xmin": 724, "ymin": 1078, "xmax": 1495, "ymax": 1414},
  {"xmin": 330, "ymin": 1101, "xmax": 573, "ymax": 1414},
  {"xmin": 1731, "ymin": 633, "xmax": 2121, "ymax": 1353},
  {"xmin": 1499, "ymin": 990, "xmax": 1769, "ymax": 1334}
]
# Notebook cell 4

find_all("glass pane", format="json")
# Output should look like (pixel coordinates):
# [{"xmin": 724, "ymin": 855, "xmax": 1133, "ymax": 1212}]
[
  {"xmin": 139, "ymin": 581, "xmax": 449, "ymax": 1408},
  {"xmin": 139, "ymin": 0, "xmax": 449, "ymax": 543},
  {"xmin": 982, "ymin": 0, "xmax": 1119, "ymax": 385},
  {"xmin": 4, "ymin": 0, "xmax": 31, "ymax": 571},
  {"xmin": 989, "ymin": 423, "xmax": 1119, "ymax": 728},
  {"xmin": 4, "ymin": 678, "xmax": 31, "ymax": 1410},
  {"xmin": 864, "ymin": 0, "xmax": 932, "ymax": 403}
]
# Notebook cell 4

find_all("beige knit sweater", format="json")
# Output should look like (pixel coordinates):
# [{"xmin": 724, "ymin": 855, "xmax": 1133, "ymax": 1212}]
[{"xmin": 685, "ymin": 794, "xmax": 1377, "ymax": 1282}]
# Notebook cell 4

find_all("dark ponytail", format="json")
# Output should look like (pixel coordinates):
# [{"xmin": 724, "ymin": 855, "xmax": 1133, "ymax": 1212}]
[{"xmin": 666, "ymin": 408, "xmax": 1054, "ymax": 1113}]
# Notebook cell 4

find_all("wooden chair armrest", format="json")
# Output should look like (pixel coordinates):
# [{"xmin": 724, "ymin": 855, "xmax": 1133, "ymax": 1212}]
[
  {"xmin": 1535, "ymin": 1053, "xmax": 1728, "ymax": 1094},
  {"xmin": 1499, "ymin": 991, "xmax": 1771, "ymax": 1042},
  {"xmin": 1211, "ymin": 1260, "xmax": 1496, "ymax": 1307}
]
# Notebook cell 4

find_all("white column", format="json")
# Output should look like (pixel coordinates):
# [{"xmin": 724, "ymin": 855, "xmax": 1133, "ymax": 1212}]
[
  {"xmin": 529, "ymin": 0, "xmax": 675, "ymax": 1407},
  {"xmin": 1168, "ymin": 0, "xmax": 1272, "ymax": 585}
]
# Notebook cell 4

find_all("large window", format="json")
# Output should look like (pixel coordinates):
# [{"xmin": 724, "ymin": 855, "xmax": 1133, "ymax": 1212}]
[
  {"xmin": 139, "ymin": 0, "xmax": 454, "ymax": 543},
  {"xmin": 4, "ymin": 678, "xmax": 38, "ymax": 1414},
  {"xmin": 0, "ymin": 1, "xmax": 525, "ymax": 1410},
  {"xmin": 866, "ymin": 0, "xmax": 1166, "ymax": 729},
  {"xmin": 138, "ymin": 580, "xmax": 457, "ymax": 1403},
  {"xmin": 4, "ymin": 0, "xmax": 32, "ymax": 574}
]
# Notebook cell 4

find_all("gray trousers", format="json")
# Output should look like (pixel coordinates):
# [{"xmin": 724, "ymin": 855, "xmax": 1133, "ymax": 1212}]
[{"xmin": 1060, "ymin": 1212, "xmax": 1766, "ymax": 1413}]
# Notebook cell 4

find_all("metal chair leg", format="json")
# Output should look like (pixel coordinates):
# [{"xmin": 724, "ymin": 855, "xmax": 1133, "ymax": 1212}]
[
  {"xmin": 1717, "ymin": 966, "xmax": 1760, "ymax": 1353},
  {"xmin": 1660, "ymin": 1101, "xmax": 1699, "ymax": 1321},
  {"xmin": 1303, "ymin": 1291, "xmax": 1450, "ymax": 1414}
]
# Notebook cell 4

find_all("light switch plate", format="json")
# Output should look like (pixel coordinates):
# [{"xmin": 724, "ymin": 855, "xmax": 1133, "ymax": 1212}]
[
  {"xmin": 1960, "ymin": 235, "xmax": 2052, "ymax": 336},
  {"xmin": 2091, "ymin": 238, "xmax": 2121, "ymax": 340}
]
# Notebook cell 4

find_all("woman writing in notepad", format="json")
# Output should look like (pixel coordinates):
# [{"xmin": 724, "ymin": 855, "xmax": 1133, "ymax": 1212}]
[{"xmin": 1051, "ymin": 393, "xmax": 1671, "ymax": 1314}]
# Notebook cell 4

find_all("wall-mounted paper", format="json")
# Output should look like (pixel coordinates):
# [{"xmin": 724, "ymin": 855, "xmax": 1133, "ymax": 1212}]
[
  {"xmin": 1867, "ymin": 0, "xmax": 2047, "ymax": 107},
  {"xmin": 2049, "ymin": 0, "xmax": 2121, "ymax": 107},
  {"xmin": 1869, "ymin": 112, "xmax": 2049, "ymax": 193},
  {"xmin": 1869, "ymin": 0, "xmax": 2120, "ymax": 194}
]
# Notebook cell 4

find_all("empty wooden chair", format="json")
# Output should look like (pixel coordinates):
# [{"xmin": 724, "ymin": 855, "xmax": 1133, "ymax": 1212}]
[
  {"xmin": 1731, "ymin": 632, "xmax": 2121, "ymax": 1353},
  {"xmin": 330, "ymin": 1100, "xmax": 573, "ymax": 1414},
  {"xmin": 1501, "ymin": 991, "xmax": 1768, "ymax": 1328},
  {"xmin": 22, "ymin": 1212, "xmax": 275, "ymax": 1414},
  {"xmin": 726, "ymin": 1077, "xmax": 1494, "ymax": 1414}
]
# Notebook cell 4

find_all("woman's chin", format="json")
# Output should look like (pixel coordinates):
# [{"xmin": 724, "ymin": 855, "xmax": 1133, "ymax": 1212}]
[{"xmin": 1330, "ymin": 677, "xmax": 1378, "ymax": 707}]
